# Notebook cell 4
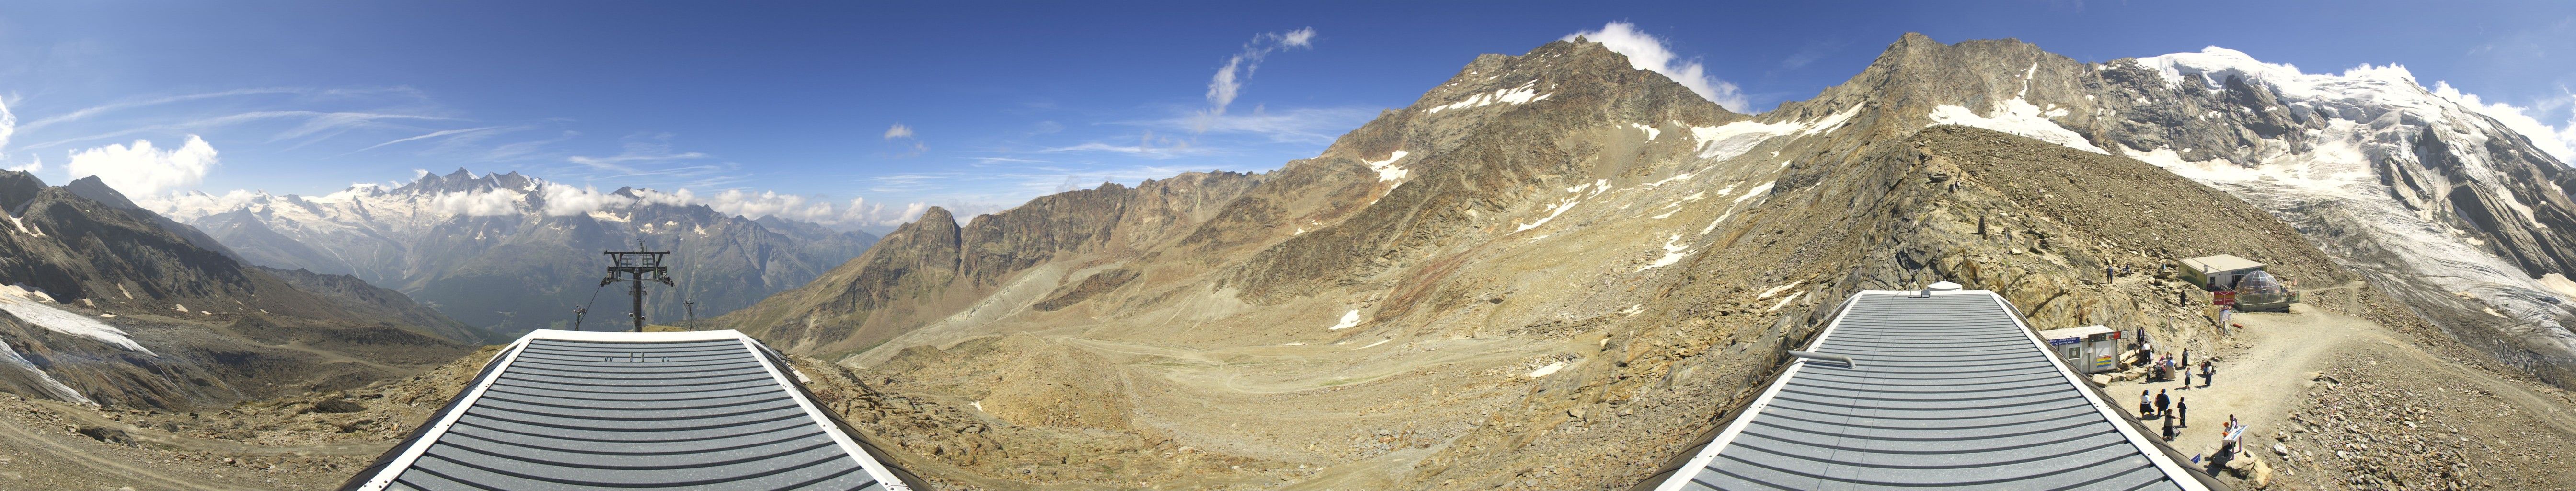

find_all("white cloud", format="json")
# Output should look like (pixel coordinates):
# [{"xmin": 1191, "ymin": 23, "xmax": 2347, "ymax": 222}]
[
  {"xmin": 531, "ymin": 184, "xmax": 693, "ymax": 216},
  {"xmin": 2431, "ymin": 82, "xmax": 2576, "ymax": 165},
  {"xmin": 699, "ymin": 189, "xmax": 926, "ymax": 228},
  {"xmin": 0, "ymin": 96, "xmax": 33, "ymax": 173},
  {"xmin": 65, "ymin": 135, "xmax": 219, "ymax": 196},
  {"xmin": 1564, "ymin": 22, "xmax": 1750, "ymax": 112},
  {"xmin": 883, "ymin": 124, "xmax": 914, "ymax": 140},
  {"xmin": 0, "ymin": 95, "xmax": 16, "ymax": 154},
  {"xmin": 137, "ymin": 188, "xmax": 264, "ymax": 220},
  {"xmin": 426, "ymin": 190, "xmax": 520, "ymax": 216},
  {"xmin": 526, "ymin": 181, "xmax": 924, "ymax": 228},
  {"xmin": 1197, "ymin": 27, "xmax": 1318, "ymax": 132}
]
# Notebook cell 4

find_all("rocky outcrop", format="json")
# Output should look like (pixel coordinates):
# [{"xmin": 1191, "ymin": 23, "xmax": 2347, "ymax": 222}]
[{"xmin": 724, "ymin": 171, "xmax": 1266, "ymax": 356}]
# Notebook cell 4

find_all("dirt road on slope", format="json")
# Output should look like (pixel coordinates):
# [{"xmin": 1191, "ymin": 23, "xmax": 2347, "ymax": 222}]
[{"xmin": 2106, "ymin": 302, "xmax": 2576, "ymax": 489}]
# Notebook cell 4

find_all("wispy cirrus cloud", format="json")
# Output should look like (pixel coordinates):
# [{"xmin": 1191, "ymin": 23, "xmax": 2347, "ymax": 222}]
[
  {"xmin": 24, "ymin": 110, "xmax": 458, "ymax": 150},
  {"xmin": 1032, "ymin": 141, "xmax": 1222, "ymax": 159},
  {"xmin": 484, "ymin": 130, "xmax": 579, "ymax": 161},
  {"xmin": 566, "ymin": 132, "xmax": 709, "ymax": 172},
  {"xmin": 1193, "ymin": 27, "xmax": 1317, "ymax": 133},
  {"xmin": 344, "ymin": 125, "xmax": 521, "ymax": 155},
  {"xmin": 1136, "ymin": 105, "xmax": 1375, "ymax": 144},
  {"xmin": 17, "ymin": 86, "xmax": 424, "ymax": 131},
  {"xmin": 269, "ymin": 112, "xmax": 454, "ymax": 144}
]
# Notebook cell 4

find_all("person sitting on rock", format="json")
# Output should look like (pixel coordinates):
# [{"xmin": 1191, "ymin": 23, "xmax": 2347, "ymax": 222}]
[{"xmin": 2155, "ymin": 389, "xmax": 2171, "ymax": 421}]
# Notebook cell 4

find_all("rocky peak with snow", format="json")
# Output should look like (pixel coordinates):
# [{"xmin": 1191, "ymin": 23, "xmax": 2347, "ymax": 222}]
[{"xmin": 1784, "ymin": 33, "xmax": 2576, "ymax": 382}]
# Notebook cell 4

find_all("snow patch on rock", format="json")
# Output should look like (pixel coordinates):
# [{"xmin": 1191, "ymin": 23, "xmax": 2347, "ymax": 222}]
[
  {"xmin": 1427, "ymin": 81, "xmax": 1550, "ymax": 113},
  {"xmin": 1516, "ymin": 180, "xmax": 1608, "ymax": 232},
  {"xmin": 1363, "ymin": 151, "xmax": 1412, "ymax": 182},
  {"xmin": 0, "ymin": 287, "xmax": 153, "ymax": 355},
  {"xmin": 0, "ymin": 343, "xmax": 89, "ymax": 405},
  {"xmin": 1629, "ymin": 123, "xmax": 1662, "ymax": 140},
  {"xmin": 1526, "ymin": 362, "xmax": 1565, "ymax": 378},
  {"xmin": 1926, "ymin": 98, "xmax": 2108, "ymax": 154},
  {"xmin": 1637, "ymin": 234, "xmax": 1692, "ymax": 271}
]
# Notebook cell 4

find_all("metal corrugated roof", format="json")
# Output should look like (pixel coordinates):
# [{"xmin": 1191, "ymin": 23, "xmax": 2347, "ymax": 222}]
[
  {"xmin": 343, "ymin": 330, "xmax": 920, "ymax": 491},
  {"xmin": 2040, "ymin": 325, "xmax": 2120, "ymax": 339},
  {"xmin": 1649, "ymin": 291, "xmax": 2211, "ymax": 491}
]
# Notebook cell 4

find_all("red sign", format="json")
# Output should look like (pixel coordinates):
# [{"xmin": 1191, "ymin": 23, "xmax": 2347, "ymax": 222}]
[{"xmin": 2213, "ymin": 290, "xmax": 2238, "ymax": 306}]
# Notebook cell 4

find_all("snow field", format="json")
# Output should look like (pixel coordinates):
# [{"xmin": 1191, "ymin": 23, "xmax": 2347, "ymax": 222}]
[
  {"xmin": 1363, "ymin": 151, "xmax": 1412, "ymax": 182},
  {"xmin": 0, "ymin": 287, "xmax": 152, "ymax": 355},
  {"xmin": 1925, "ymin": 98, "xmax": 2107, "ymax": 154}
]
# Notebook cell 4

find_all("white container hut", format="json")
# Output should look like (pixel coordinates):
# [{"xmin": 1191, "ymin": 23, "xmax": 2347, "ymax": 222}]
[{"xmin": 2037, "ymin": 325, "xmax": 2122, "ymax": 374}]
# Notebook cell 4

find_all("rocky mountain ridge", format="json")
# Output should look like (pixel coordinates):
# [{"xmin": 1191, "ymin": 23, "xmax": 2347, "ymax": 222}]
[{"xmin": 704, "ymin": 34, "xmax": 2576, "ymax": 491}]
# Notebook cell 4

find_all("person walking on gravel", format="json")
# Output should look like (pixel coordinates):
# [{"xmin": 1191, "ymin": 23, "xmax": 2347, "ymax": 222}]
[
  {"xmin": 2176, "ymin": 397, "xmax": 2188, "ymax": 428},
  {"xmin": 2161, "ymin": 409, "xmax": 2176, "ymax": 441},
  {"xmin": 2139, "ymin": 389, "xmax": 2153, "ymax": 417},
  {"xmin": 2200, "ymin": 360, "xmax": 2215, "ymax": 388}
]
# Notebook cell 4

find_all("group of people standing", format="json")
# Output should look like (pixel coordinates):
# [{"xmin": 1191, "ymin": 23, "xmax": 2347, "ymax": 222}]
[
  {"xmin": 2135, "ymin": 339, "xmax": 2221, "ymax": 443},
  {"xmin": 2137, "ymin": 340, "xmax": 2217, "ymax": 387},
  {"xmin": 2142, "ymin": 389, "xmax": 2189, "ymax": 440}
]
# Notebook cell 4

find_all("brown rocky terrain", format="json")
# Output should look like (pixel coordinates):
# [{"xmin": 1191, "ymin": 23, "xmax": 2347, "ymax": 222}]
[
  {"xmin": 0, "ymin": 346, "xmax": 501, "ymax": 490},
  {"xmin": 699, "ymin": 33, "xmax": 2576, "ymax": 491}
]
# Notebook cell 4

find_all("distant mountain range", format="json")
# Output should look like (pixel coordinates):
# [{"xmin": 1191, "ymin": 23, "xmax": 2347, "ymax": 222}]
[
  {"xmin": 1, "ymin": 170, "xmax": 472, "ymax": 409},
  {"xmin": 152, "ymin": 169, "xmax": 879, "ymax": 340}
]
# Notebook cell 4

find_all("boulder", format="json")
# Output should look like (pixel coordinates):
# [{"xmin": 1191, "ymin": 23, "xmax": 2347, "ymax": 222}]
[
  {"xmin": 75, "ymin": 426, "xmax": 132, "ymax": 445},
  {"xmin": 2251, "ymin": 458, "xmax": 2273, "ymax": 488},
  {"xmin": 312, "ymin": 398, "xmax": 368, "ymax": 413}
]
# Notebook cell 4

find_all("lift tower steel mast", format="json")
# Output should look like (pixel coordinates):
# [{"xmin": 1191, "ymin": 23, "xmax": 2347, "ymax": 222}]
[{"xmin": 602, "ymin": 239, "xmax": 675, "ymax": 333}]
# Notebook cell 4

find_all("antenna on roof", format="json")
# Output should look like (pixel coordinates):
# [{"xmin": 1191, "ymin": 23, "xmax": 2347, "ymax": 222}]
[{"xmin": 602, "ymin": 238, "xmax": 675, "ymax": 333}]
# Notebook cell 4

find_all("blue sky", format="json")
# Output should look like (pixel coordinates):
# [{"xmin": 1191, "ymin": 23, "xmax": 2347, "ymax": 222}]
[{"xmin": 1, "ymin": 1, "xmax": 2569, "ymax": 230}]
